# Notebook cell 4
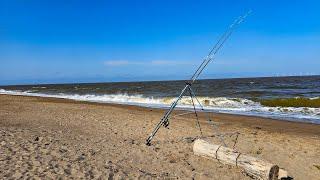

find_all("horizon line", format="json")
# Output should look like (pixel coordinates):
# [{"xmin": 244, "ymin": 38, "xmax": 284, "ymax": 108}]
[{"xmin": 1, "ymin": 74, "xmax": 319, "ymax": 87}]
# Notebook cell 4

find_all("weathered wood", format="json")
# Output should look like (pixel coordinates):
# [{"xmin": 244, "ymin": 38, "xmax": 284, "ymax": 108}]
[
  {"xmin": 193, "ymin": 139, "xmax": 286, "ymax": 180},
  {"xmin": 278, "ymin": 169, "xmax": 288, "ymax": 179}
]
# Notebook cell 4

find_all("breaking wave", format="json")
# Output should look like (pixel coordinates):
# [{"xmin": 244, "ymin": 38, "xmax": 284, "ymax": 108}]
[{"xmin": 1, "ymin": 89, "xmax": 319, "ymax": 124}]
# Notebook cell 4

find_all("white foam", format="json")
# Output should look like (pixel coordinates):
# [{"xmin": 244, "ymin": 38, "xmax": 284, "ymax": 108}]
[{"xmin": 1, "ymin": 89, "xmax": 319, "ymax": 124}]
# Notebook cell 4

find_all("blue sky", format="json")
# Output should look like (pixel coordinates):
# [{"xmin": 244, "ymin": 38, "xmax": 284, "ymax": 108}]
[{"xmin": 0, "ymin": 0, "xmax": 319, "ymax": 85}]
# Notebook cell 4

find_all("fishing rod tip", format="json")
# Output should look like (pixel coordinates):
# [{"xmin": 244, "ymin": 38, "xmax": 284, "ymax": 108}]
[{"xmin": 246, "ymin": 9, "xmax": 253, "ymax": 16}]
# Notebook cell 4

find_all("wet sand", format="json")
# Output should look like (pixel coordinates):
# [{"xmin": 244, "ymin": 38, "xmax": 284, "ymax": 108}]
[{"xmin": 0, "ymin": 94, "xmax": 319, "ymax": 179}]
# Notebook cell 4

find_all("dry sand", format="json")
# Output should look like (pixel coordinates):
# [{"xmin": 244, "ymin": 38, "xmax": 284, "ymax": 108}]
[{"xmin": 0, "ymin": 94, "xmax": 319, "ymax": 179}]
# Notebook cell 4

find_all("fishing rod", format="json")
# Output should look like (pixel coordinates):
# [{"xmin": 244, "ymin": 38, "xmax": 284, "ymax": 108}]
[
  {"xmin": 146, "ymin": 11, "xmax": 251, "ymax": 146},
  {"xmin": 190, "ymin": 11, "xmax": 251, "ymax": 83}
]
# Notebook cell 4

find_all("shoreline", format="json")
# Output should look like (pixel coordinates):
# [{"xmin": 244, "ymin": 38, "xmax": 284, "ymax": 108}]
[
  {"xmin": 1, "ymin": 94, "xmax": 320, "ymax": 179},
  {"xmin": 1, "ymin": 90, "xmax": 319, "ymax": 125},
  {"xmin": 1, "ymin": 94, "xmax": 319, "ymax": 136}
]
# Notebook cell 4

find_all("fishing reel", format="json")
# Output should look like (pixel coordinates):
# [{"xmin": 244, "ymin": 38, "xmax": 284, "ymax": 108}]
[{"xmin": 163, "ymin": 119, "xmax": 170, "ymax": 128}]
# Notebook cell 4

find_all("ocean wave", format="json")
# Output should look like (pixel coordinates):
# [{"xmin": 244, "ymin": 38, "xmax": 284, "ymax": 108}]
[
  {"xmin": 1, "ymin": 89, "xmax": 319, "ymax": 124},
  {"xmin": 0, "ymin": 89, "xmax": 259, "ymax": 109}
]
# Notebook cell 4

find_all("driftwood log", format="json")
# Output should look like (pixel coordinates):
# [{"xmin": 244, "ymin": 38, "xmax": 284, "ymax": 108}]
[{"xmin": 193, "ymin": 139, "xmax": 288, "ymax": 180}]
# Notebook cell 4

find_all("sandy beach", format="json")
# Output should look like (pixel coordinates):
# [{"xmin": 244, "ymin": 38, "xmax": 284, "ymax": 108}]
[{"xmin": 0, "ymin": 94, "xmax": 319, "ymax": 179}]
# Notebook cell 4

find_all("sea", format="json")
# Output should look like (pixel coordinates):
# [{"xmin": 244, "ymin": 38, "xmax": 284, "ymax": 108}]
[{"xmin": 1, "ymin": 75, "xmax": 320, "ymax": 124}]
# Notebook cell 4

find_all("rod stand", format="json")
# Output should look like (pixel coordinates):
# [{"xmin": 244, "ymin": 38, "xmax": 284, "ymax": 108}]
[{"xmin": 146, "ymin": 83, "xmax": 210, "ymax": 146}]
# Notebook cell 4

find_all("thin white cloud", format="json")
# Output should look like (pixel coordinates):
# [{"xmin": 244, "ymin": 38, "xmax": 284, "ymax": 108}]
[
  {"xmin": 104, "ymin": 60, "xmax": 130, "ymax": 66},
  {"xmin": 104, "ymin": 60, "xmax": 194, "ymax": 66},
  {"xmin": 150, "ymin": 60, "xmax": 194, "ymax": 65}
]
